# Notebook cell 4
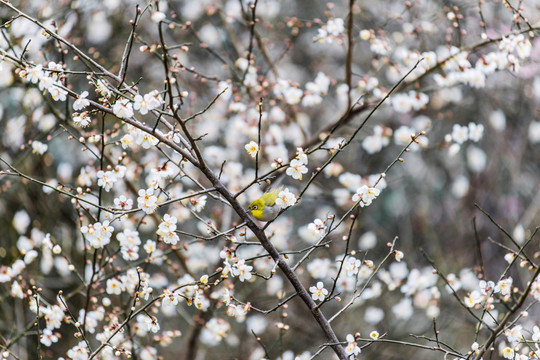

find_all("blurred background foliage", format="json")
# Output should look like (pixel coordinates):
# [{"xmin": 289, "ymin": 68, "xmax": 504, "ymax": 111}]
[{"xmin": 1, "ymin": 0, "xmax": 540, "ymax": 359}]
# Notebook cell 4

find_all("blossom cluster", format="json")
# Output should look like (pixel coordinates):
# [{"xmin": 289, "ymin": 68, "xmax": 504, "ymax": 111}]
[
  {"xmin": 20, "ymin": 63, "xmax": 68, "ymax": 102},
  {"xmin": 80, "ymin": 221, "xmax": 114, "ymax": 249},
  {"xmin": 274, "ymin": 72, "xmax": 330, "ymax": 107},
  {"xmin": 1, "ymin": 1, "xmax": 540, "ymax": 359},
  {"xmin": 113, "ymin": 90, "xmax": 163, "ymax": 119},
  {"xmin": 286, "ymin": 147, "xmax": 309, "ymax": 180},
  {"xmin": 315, "ymin": 18, "xmax": 345, "ymax": 43}
]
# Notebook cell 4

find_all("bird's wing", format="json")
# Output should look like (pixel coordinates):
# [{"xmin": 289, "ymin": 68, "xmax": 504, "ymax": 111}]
[{"xmin": 261, "ymin": 187, "xmax": 283, "ymax": 206}]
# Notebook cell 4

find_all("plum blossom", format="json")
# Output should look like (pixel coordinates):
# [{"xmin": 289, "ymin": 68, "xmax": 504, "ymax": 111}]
[
  {"xmin": 40, "ymin": 328, "xmax": 59, "ymax": 346},
  {"xmin": 200, "ymin": 318, "xmax": 230, "ymax": 346},
  {"xmin": 136, "ymin": 133, "xmax": 159, "ymax": 149},
  {"xmin": 345, "ymin": 334, "xmax": 361, "ymax": 356},
  {"xmin": 451, "ymin": 124, "xmax": 469, "ymax": 144},
  {"xmin": 117, "ymin": 229, "xmax": 141, "ymax": 261},
  {"xmin": 81, "ymin": 221, "xmax": 114, "ymax": 248},
  {"xmin": 156, "ymin": 214, "xmax": 180, "ymax": 245},
  {"xmin": 316, "ymin": 18, "xmax": 345, "ymax": 43},
  {"xmin": 231, "ymin": 259, "xmax": 253, "ymax": 282},
  {"xmin": 106, "ymin": 278, "xmax": 124, "ymax": 295},
  {"xmin": 286, "ymin": 159, "xmax": 308, "ymax": 180},
  {"xmin": 190, "ymin": 195, "xmax": 207, "ymax": 212},
  {"xmin": 352, "ymin": 185, "xmax": 381, "ymax": 207},
  {"xmin": 48, "ymin": 84, "xmax": 67, "ymax": 102},
  {"xmin": 307, "ymin": 219, "xmax": 326, "ymax": 240},
  {"xmin": 114, "ymin": 195, "xmax": 133, "ymax": 210},
  {"xmin": 346, "ymin": 257, "xmax": 361, "ymax": 277},
  {"xmin": 113, "ymin": 98, "xmax": 134, "ymax": 119},
  {"xmin": 31, "ymin": 141, "xmax": 48, "ymax": 155},
  {"xmin": 25, "ymin": 64, "xmax": 43, "ymax": 84},
  {"xmin": 502, "ymin": 347, "xmax": 514, "ymax": 359},
  {"xmin": 73, "ymin": 112, "xmax": 91, "ymax": 127},
  {"xmin": 151, "ymin": 11, "xmax": 166, "ymax": 23},
  {"xmin": 133, "ymin": 90, "xmax": 163, "ymax": 115},
  {"xmin": 363, "ymin": 125, "xmax": 391, "ymax": 154},
  {"xmin": 96, "ymin": 170, "xmax": 117, "ymax": 192},
  {"xmin": 275, "ymin": 188, "xmax": 297, "ymax": 208},
  {"xmin": 309, "ymin": 282, "xmax": 328, "ymax": 301},
  {"xmin": 244, "ymin": 141, "xmax": 259, "ymax": 158},
  {"xmin": 137, "ymin": 188, "xmax": 158, "ymax": 214},
  {"xmin": 67, "ymin": 341, "xmax": 89, "ymax": 360},
  {"xmin": 73, "ymin": 91, "xmax": 90, "ymax": 110},
  {"xmin": 495, "ymin": 277, "xmax": 512, "ymax": 296}
]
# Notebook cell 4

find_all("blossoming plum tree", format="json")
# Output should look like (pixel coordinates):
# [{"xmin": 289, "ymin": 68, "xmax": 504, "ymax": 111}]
[{"xmin": 1, "ymin": 0, "xmax": 540, "ymax": 359}]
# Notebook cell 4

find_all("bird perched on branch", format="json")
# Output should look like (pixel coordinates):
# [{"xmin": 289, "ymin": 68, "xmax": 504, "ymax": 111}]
[{"xmin": 247, "ymin": 187, "xmax": 283, "ymax": 221}]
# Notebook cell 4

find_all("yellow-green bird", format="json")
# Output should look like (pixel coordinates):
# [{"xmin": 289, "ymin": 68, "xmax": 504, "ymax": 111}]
[{"xmin": 247, "ymin": 187, "xmax": 282, "ymax": 221}]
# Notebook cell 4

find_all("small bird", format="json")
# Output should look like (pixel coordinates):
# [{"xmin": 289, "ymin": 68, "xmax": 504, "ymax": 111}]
[{"xmin": 247, "ymin": 187, "xmax": 282, "ymax": 221}]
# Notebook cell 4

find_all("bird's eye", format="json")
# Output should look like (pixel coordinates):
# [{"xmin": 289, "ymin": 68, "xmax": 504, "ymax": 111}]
[{"xmin": 252, "ymin": 205, "xmax": 258, "ymax": 210}]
